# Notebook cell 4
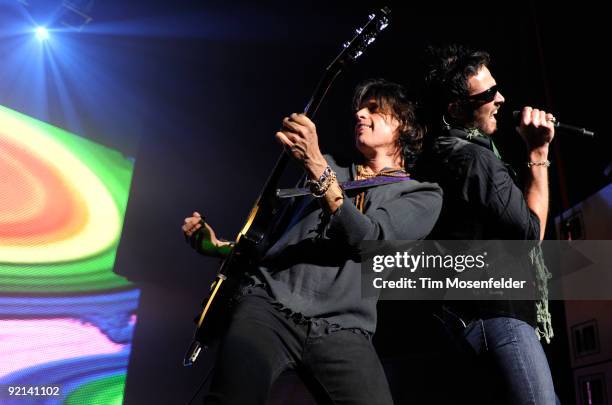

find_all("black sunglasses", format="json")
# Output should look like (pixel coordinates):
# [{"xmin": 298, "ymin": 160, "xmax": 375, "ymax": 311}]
[{"xmin": 465, "ymin": 84, "xmax": 499, "ymax": 103}]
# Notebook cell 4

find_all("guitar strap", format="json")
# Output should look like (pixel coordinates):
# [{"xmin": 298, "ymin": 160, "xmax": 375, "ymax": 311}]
[{"xmin": 276, "ymin": 175, "xmax": 412, "ymax": 199}]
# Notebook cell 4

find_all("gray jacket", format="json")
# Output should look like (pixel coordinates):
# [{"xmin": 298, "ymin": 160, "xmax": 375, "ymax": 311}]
[{"xmin": 253, "ymin": 155, "xmax": 442, "ymax": 333}]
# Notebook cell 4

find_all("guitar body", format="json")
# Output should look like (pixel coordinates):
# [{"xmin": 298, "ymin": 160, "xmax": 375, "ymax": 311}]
[
  {"xmin": 183, "ymin": 7, "xmax": 391, "ymax": 367},
  {"xmin": 184, "ymin": 186, "xmax": 286, "ymax": 365}
]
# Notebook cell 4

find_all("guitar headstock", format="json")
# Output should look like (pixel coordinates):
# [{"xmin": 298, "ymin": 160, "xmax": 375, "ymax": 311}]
[
  {"xmin": 327, "ymin": 7, "xmax": 391, "ymax": 71},
  {"xmin": 303, "ymin": 7, "xmax": 391, "ymax": 117}
]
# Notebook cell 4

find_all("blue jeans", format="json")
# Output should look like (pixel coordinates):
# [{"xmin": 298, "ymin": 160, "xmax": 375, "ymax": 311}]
[{"xmin": 462, "ymin": 317, "xmax": 556, "ymax": 405}]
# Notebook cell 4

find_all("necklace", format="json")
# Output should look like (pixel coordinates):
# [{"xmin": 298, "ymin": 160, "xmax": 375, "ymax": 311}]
[
  {"xmin": 354, "ymin": 165, "xmax": 409, "ymax": 213},
  {"xmin": 355, "ymin": 164, "xmax": 408, "ymax": 179}
]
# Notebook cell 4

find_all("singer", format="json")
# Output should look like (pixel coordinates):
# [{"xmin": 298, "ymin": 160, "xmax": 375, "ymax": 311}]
[{"xmin": 415, "ymin": 44, "xmax": 557, "ymax": 404}]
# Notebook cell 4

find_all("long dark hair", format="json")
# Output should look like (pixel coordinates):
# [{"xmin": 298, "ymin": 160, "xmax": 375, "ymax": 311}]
[{"xmin": 352, "ymin": 78, "xmax": 424, "ymax": 173}]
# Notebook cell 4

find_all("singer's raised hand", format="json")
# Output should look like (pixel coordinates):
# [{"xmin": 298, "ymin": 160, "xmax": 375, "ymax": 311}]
[{"xmin": 516, "ymin": 106, "xmax": 555, "ymax": 151}]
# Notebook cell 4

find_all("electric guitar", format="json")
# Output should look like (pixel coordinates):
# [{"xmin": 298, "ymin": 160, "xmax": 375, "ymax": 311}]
[{"xmin": 184, "ymin": 7, "xmax": 391, "ymax": 366}]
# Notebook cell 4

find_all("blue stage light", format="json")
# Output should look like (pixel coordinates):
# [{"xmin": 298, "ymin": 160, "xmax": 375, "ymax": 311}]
[{"xmin": 34, "ymin": 26, "xmax": 50, "ymax": 41}]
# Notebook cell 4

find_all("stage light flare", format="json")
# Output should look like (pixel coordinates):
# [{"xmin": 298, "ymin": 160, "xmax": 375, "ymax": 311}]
[{"xmin": 34, "ymin": 26, "xmax": 50, "ymax": 41}]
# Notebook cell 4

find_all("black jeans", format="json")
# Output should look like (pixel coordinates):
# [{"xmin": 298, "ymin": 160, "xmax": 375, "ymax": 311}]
[{"xmin": 204, "ymin": 286, "xmax": 393, "ymax": 405}]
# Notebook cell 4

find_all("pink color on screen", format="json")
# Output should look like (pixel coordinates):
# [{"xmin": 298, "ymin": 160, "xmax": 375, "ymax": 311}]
[{"xmin": 0, "ymin": 318, "xmax": 126, "ymax": 378}]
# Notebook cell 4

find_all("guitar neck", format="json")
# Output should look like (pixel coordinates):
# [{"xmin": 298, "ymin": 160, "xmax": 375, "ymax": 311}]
[
  {"xmin": 304, "ymin": 68, "xmax": 342, "ymax": 118},
  {"xmin": 234, "ymin": 7, "xmax": 391, "ymax": 247}
]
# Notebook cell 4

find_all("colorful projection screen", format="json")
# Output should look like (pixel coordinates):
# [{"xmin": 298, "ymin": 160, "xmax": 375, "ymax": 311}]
[{"xmin": 0, "ymin": 104, "xmax": 138, "ymax": 405}]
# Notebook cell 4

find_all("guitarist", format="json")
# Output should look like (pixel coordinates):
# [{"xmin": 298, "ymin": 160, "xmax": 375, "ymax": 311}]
[{"xmin": 182, "ymin": 79, "xmax": 442, "ymax": 404}]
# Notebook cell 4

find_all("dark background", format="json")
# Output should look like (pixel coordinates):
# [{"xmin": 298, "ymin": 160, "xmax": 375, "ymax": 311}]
[{"xmin": 1, "ymin": 1, "xmax": 608, "ymax": 403}]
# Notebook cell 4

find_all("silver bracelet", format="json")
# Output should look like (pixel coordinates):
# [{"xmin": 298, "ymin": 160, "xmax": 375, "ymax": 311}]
[
  {"xmin": 527, "ymin": 160, "xmax": 551, "ymax": 168},
  {"xmin": 306, "ymin": 166, "xmax": 336, "ymax": 197}
]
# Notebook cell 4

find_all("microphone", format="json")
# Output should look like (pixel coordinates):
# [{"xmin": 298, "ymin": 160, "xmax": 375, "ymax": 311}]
[{"xmin": 512, "ymin": 110, "xmax": 595, "ymax": 137}]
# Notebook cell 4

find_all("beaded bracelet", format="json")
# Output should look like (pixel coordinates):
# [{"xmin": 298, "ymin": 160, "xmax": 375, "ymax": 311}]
[
  {"xmin": 316, "ymin": 166, "xmax": 333, "ymax": 183},
  {"xmin": 313, "ymin": 171, "xmax": 337, "ymax": 197},
  {"xmin": 306, "ymin": 166, "xmax": 337, "ymax": 197}
]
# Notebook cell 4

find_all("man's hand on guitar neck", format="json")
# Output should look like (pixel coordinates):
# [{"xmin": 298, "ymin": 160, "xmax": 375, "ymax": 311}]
[
  {"xmin": 276, "ymin": 113, "xmax": 344, "ymax": 214},
  {"xmin": 276, "ymin": 113, "xmax": 328, "ymax": 179},
  {"xmin": 182, "ymin": 211, "xmax": 233, "ymax": 258}
]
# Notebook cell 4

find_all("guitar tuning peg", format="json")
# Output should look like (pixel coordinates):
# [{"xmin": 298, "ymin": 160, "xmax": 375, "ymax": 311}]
[
  {"xmin": 355, "ymin": 27, "xmax": 363, "ymax": 34},
  {"xmin": 368, "ymin": 13, "xmax": 375, "ymax": 20},
  {"xmin": 343, "ymin": 41, "xmax": 350, "ymax": 48},
  {"xmin": 378, "ymin": 21, "xmax": 389, "ymax": 30},
  {"xmin": 367, "ymin": 37, "xmax": 376, "ymax": 45},
  {"xmin": 353, "ymin": 50, "xmax": 363, "ymax": 59}
]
